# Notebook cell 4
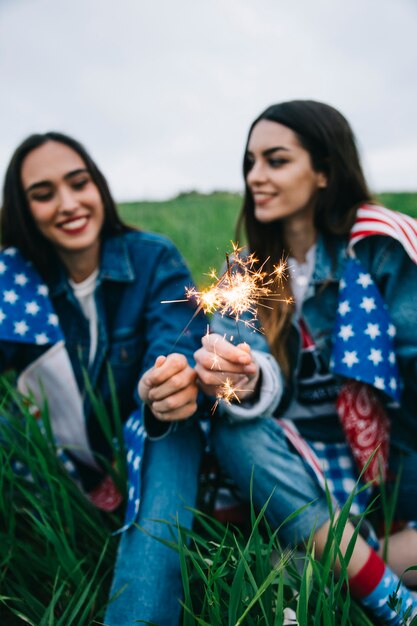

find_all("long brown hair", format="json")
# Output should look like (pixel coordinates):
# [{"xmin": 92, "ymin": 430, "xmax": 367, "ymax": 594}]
[
  {"xmin": 237, "ymin": 100, "xmax": 373, "ymax": 376},
  {"xmin": 1, "ymin": 132, "xmax": 127, "ymax": 280}
]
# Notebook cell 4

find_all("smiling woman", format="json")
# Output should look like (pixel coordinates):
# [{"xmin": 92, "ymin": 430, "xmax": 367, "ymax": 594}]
[
  {"xmin": 1, "ymin": 132, "xmax": 125, "ymax": 282},
  {"xmin": 194, "ymin": 100, "xmax": 417, "ymax": 625},
  {"xmin": 0, "ymin": 132, "xmax": 207, "ymax": 626}
]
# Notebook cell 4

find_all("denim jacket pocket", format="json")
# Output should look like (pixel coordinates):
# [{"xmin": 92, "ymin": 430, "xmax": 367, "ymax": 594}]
[
  {"xmin": 108, "ymin": 333, "xmax": 144, "ymax": 368},
  {"xmin": 103, "ymin": 333, "xmax": 145, "ymax": 419}
]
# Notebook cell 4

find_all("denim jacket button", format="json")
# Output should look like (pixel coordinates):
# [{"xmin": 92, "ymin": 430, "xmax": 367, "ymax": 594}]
[{"xmin": 120, "ymin": 347, "xmax": 129, "ymax": 361}]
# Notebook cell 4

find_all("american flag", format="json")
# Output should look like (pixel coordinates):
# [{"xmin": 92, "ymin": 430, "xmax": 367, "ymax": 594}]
[
  {"xmin": 281, "ymin": 206, "xmax": 417, "ymax": 489},
  {"xmin": 332, "ymin": 204, "xmax": 417, "ymax": 397},
  {"xmin": 330, "ymin": 205, "xmax": 417, "ymax": 482},
  {"xmin": 331, "ymin": 254, "xmax": 401, "ymax": 402},
  {"xmin": 0, "ymin": 247, "xmax": 63, "ymax": 345},
  {"xmin": 0, "ymin": 246, "xmax": 144, "ymax": 527}
]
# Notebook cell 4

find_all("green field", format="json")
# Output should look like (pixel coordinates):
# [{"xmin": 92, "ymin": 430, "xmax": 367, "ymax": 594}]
[
  {"xmin": 119, "ymin": 191, "xmax": 241, "ymax": 287},
  {"xmin": 119, "ymin": 191, "xmax": 417, "ymax": 287}
]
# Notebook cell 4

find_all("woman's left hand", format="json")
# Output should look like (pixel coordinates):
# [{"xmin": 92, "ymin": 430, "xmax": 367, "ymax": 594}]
[
  {"xmin": 138, "ymin": 353, "xmax": 198, "ymax": 421},
  {"xmin": 194, "ymin": 332, "xmax": 260, "ymax": 401}
]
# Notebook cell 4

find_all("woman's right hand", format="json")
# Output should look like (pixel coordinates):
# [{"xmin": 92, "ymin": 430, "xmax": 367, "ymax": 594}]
[{"xmin": 194, "ymin": 333, "xmax": 260, "ymax": 401}]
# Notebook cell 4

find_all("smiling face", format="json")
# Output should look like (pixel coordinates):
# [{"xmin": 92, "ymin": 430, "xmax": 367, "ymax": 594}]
[
  {"xmin": 245, "ymin": 120, "xmax": 327, "ymax": 227},
  {"xmin": 21, "ymin": 141, "xmax": 104, "ymax": 279}
]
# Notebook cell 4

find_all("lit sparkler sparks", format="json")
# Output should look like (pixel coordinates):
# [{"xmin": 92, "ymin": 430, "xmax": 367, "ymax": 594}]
[
  {"xmin": 208, "ymin": 331, "xmax": 248, "ymax": 413},
  {"xmin": 211, "ymin": 377, "xmax": 245, "ymax": 415},
  {"xmin": 163, "ymin": 242, "xmax": 291, "ymax": 332}
]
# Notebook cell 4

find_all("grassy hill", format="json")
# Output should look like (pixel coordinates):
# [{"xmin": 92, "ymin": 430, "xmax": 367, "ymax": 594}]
[{"xmin": 119, "ymin": 191, "xmax": 417, "ymax": 287}]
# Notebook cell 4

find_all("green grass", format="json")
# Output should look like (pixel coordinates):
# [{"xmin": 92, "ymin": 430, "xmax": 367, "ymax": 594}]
[
  {"xmin": 378, "ymin": 192, "xmax": 417, "ymax": 218},
  {"xmin": 0, "ymin": 389, "xmax": 384, "ymax": 626},
  {"xmin": 119, "ymin": 191, "xmax": 242, "ymax": 288},
  {"xmin": 1, "ymin": 377, "xmax": 412, "ymax": 625},
  {"xmin": 0, "ymin": 378, "xmax": 124, "ymax": 625},
  {"xmin": 118, "ymin": 191, "xmax": 417, "ymax": 287}
]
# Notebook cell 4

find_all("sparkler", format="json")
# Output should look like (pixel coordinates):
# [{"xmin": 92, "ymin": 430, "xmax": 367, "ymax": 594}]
[
  {"xmin": 211, "ymin": 377, "xmax": 246, "ymax": 415},
  {"xmin": 162, "ymin": 242, "xmax": 292, "ymax": 410},
  {"xmin": 164, "ymin": 242, "xmax": 291, "ymax": 331}
]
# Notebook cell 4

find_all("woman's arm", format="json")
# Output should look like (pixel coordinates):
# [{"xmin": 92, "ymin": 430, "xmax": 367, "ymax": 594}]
[{"xmin": 135, "ymin": 238, "xmax": 207, "ymax": 435}]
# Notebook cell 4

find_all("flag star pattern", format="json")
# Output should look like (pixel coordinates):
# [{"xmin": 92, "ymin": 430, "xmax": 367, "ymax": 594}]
[
  {"xmin": 14, "ymin": 320, "xmax": 29, "ymax": 336},
  {"xmin": 15, "ymin": 273, "xmax": 29, "ymax": 286},
  {"xmin": 0, "ymin": 248, "xmax": 63, "ymax": 345},
  {"xmin": 331, "ymin": 256, "xmax": 401, "ymax": 402},
  {"xmin": 26, "ymin": 301, "xmax": 40, "ymax": 315},
  {"xmin": 365, "ymin": 323, "xmax": 381, "ymax": 340},
  {"xmin": 48, "ymin": 313, "xmax": 59, "ymax": 326},
  {"xmin": 338, "ymin": 300, "xmax": 351, "ymax": 316},
  {"xmin": 368, "ymin": 348, "xmax": 383, "ymax": 366},
  {"xmin": 360, "ymin": 296, "xmax": 376, "ymax": 313},
  {"xmin": 35, "ymin": 333, "xmax": 50, "ymax": 345},
  {"xmin": 118, "ymin": 408, "xmax": 147, "ymax": 533},
  {"xmin": 356, "ymin": 272, "xmax": 373, "ymax": 288},
  {"xmin": 338, "ymin": 324, "xmax": 354, "ymax": 341},
  {"xmin": 37, "ymin": 285, "xmax": 49, "ymax": 296},
  {"xmin": 330, "ymin": 206, "xmax": 417, "ymax": 484},
  {"xmin": 342, "ymin": 350, "xmax": 359, "ymax": 368}
]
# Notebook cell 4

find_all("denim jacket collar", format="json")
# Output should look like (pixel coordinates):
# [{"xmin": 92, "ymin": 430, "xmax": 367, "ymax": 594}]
[
  {"xmin": 48, "ymin": 234, "xmax": 136, "ymax": 297},
  {"xmin": 311, "ymin": 233, "xmax": 348, "ymax": 285}
]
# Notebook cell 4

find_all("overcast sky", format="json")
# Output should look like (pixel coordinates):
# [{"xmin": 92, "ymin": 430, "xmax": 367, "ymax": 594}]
[{"xmin": 1, "ymin": 0, "xmax": 416, "ymax": 201}]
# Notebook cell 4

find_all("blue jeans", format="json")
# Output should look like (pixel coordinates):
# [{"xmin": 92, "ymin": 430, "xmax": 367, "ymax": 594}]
[
  {"xmin": 105, "ymin": 423, "xmax": 202, "ymax": 626},
  {"xmin": 212, "ymin": 417, "xmax": 330, "ymax": 545}
]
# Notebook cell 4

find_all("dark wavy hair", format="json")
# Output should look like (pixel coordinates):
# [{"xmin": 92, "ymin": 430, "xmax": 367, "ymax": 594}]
[
  {"xmin": 237, "ymin": 100, "xmax": 373, "ymax": 375},
  {"xmin": 1, "ymin": 132, "xmax": 127, "ymax": 279}
]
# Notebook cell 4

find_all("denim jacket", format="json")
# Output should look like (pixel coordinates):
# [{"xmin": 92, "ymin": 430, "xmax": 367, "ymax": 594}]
[
  {"xmin": 212, "ymin": 233, "xmax": 417, "ymax": 453},
  {"xmin": 0, "ymin": 230, "xmax": 207, "ymax": 472}
]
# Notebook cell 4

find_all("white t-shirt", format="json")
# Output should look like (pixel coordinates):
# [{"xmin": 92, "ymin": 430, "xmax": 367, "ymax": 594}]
[
  {"xmin": 288, "ymin": 244, "xmax": 316, "ymax": 313},
  {"xmin": 69, "ymin": 269, "xmax": 99, "ymax": 366}
]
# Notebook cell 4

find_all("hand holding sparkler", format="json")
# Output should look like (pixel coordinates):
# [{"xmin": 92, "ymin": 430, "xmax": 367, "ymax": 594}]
[
  {"xmin": 194, "ymin": 333, "xmax": 260, "ymax": 404},
  {"xmin": 138, "ymin": 353, "xmax": 198, "ymax": 421},
  {"xmin": 163, "ymin": 243, "xmax": 290, "ymax": 411}
]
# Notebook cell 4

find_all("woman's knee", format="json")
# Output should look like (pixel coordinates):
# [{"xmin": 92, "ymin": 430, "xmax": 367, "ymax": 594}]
[
  {"xmin": 212, "ymin": 417, "xmax": 330, "ymax": 534},
  {"xmin": 213, "ymin": 415, "xmax": 283, "ymax": 453}
]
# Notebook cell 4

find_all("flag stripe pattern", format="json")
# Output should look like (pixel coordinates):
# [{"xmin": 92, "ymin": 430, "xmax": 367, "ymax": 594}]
[{"xmin": 350, "ymin": 205, "xmax": 417, "ymax": 264}]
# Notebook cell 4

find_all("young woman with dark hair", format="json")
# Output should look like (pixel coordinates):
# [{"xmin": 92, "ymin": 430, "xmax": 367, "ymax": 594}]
[
  {"xmin": 195, "ymin": 101, "xmax": 417, "ymax": 624},
  {"xmin": 1, "ymin": 132, "xmax": 125, "ymax": 279},
  {"xmin": 1, "ymin": 133, "xmax": 206, "ymax": 626}
]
